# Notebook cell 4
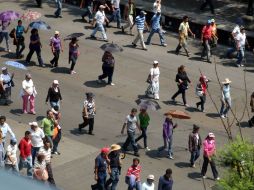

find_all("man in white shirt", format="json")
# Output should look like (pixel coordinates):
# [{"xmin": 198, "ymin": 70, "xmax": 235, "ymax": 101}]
[
  {"xmin": 0, "ymin": 115, "xmax": 15, "ymax": 146},
  {"xmin": 235, "ymin": 27, "xmax": 249, "ymax": 67},
  {"xmin": 108, "ymin": 0, "xmax": 121, "ymax": 28},
  {"xmin": 90, "ymin": 5, "xmax": 109, "ymax": 42}
]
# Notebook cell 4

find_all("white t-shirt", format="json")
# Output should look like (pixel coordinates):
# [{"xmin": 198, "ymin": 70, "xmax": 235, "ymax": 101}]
[
  {"xmin": 111, "ymin": 0, "xmax": 120, "ymax": 9},
  {"xmin": 30, "ymin": 128, "xmax": 45, "ymax": 148},
  {"xmin": 125, "ymin": 115, "xmax": 138, "ymax": 132},
  {"xmin": 142, "ymin": 182, "xmax": 155, "ymax": 190},
  {"xmin": 0, "ymin": 74, "xmax": 11, "ymax": 89},
  {"xmin": 236, "ymin": 32, "xmax": 246, "ymax": 47},
  {"xmin": 22, "ymin": 79, "xmax": 34, "ymax": 95},
  {"xmin": 5, "ymin": 144, "xmax": 17, "ymax": 165},
  {"xmin": 150, "ymin": 67, "xmax": 160, "ymax": 82},
  {"xmin": 95, "ymin": 11, "xmax": 106, "ymax": 25}
]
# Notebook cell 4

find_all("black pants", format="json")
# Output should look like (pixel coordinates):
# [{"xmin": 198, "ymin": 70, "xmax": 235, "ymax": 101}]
[
  {"xmin": 135, "ymin": 127, "xmax": 147, "ymax": 148},
  {"xmin": 53, "ymin": 129, "xmax": 61, "ymax": 153},
  {"xmin": 98, "ymin": 66, "xmax": 114, "ymax": 84},
  {"xmin": 171, "ymin": 87, "xmax": 187, "ymax": 105},
  {"xmin": 197, "ymin": 95, "xmax": 206, "ymax": 111},
  {"xmin": 201, "ymin": 156, "xmax": 218, "ymax": 178},
  {"xmin": 16, "ymin": 37, "xmax": 25, "ymax": 57},
  {"xmin": 26, "ymin": 48, "xmax": 43, "ymax": 66},
  {"xmin": 50, "ymin": 50, "xmax": 60, "ymax": 67},
  {"xmin": 35, "ymin": 0, "xmax": 42, "ymax": 7},
  {"xmin": 46, "ymin": 163, "xmax": 56, "ymax": 186},
  {"xmin": 80, "ymin": 117, "xmax": 94, "ymax": 134},
  {"xmin": 200, "ymin": 0, "xmax": 215, "ymax": 14},
  {"xmin": 69, "ymin": 54, "xmax": 77, "ymax": 71}
]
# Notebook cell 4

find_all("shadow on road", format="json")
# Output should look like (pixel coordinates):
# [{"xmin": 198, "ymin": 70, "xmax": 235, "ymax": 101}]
[
  {"xmin": 175, "ymin": 162, "xmax": 191, "ymax": 168},
  {"xmin": 44, "ymin": 14, "xmax": 57, "ymax": 18},
  {"xmin": 205, "ymin": 113, "xmax": 220, "ymax": 119},
  {"xmin": 238, "ymin": 121, "xmax": 251, "ymax": 128},
  {"xmin": 1, "ymin": 52, "xmax": 17, "ymax": 59},
  {"xmin": 9, "ymin": 109, "xmax": 23, "ymax": 116},
  {"xmin": 185, "ymin": 107, "xmax": 199, "ymax": 113},
  {"xmin": 73, "ymin": 18, "xmax": 84, "ymax": 23},
  {"xmin": 187, "ymin": 172, "xmax": 202, "ymax": 181},
  {"xmin": 51, "ymin": 67, "xmax": 70, "ymax": 74},
  {"xmin": 84, "ymin": 80, "xmax": 107, "ymax": 88},
  {"xmin": 70, "ymin": 128, "xmax": 88, "ymax": 136},
  {"xmin": 35, "ymin": 116, "xmax": 44, "ymax": 121}
]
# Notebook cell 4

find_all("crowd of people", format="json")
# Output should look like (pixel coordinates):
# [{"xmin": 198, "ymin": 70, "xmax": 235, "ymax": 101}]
[{"xmin": 0, "ymin": 0, "xmax": 253, "ymax": 189}]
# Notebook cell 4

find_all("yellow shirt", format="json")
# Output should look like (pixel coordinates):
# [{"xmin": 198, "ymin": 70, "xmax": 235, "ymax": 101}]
[{"xmin": 179, "ymin": 22, "xmax": 189, "ymax": 37}]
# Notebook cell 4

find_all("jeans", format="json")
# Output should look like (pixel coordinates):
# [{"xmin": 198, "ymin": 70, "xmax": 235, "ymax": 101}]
[
  {"xmin": 133, "ymin": 29, "xmax": 146, "ymax": 49},
  {"xmin": 171, "ymin": 87, "xmax": 187, "ymax": 105},
  {"xmin": 51, "ymin": 49, "xmax": 60, "ymax": 67},
  {"xmin": 26, "ymin": 48, "xmax": 44, "ymax": 66},
  {"xmin": 146, "ymin": 28, "xmax": 165, "ymax": 45},
  {"xmin": 31, "ymin": 146, "xmax": 41, "ymax": 165},
  {"xmin": 5, "ymin": 163, "xmax": 19, "ymax": 174},
  {"xmin": 197, "ymin": 95, "xmax": 206, "ymax": 111},
  {"xmin": 50, "ymin": 101, "xmax": 60, "ymax": 109},
  {"xmin": 82, "ymin": 6, "xmax": 93, "ymax": 22},
  {"xmin": 190, "ymin": 149, "xmax": 200, "ymax": 165},
  {"xmin": 123, "ymin": 15, "xmax": 134, "ymax": 34},
  {"xmin": 123, "ymin": 131, "xmax": 138, "ymax": 153},
  {"xmin": 93, "ymin": 172, "xmax": 107, "ymax": 190},
  {"xmin": 226, "ymin": 46, "xmax": 236, "ymax": 58},
  {"xmin": 200, "ymin": 0, "xmax": 215, "ymax": 14},
  {"xmin": 69, "ymin": 54, "xmax": 77, "ymax": 71},
  {"xmin": 201, "ymin": 156, "xmax": 218, "ymax": 178},
  {"xmin": 22, "ymin": 94, "xmax": 35, "ymax": 113},
  {"xmin": 109, "ymin": 8, "xmax": 121, "ymax": 28},
  {"xmin": 0, "ymin": 31, "xmax": 10, "ymax": 50},
  {"xmin": 201, "ymin": 39, "xmax": 211, "ymax": 61},
  {"xmin": 45, "ymin": 135, "xmax": 54, "ymax": 150},
  {"xmin": 236, "ymin": 46, "xmax": 245, "ymax": 65},
  {"xmin": 135, "ymin": 127, "xmax": 147, "ymax": 148},
  {"xmin": 158, "ymin": 136, "xmax": 173, "ymax": 156},
  {"xmin": 16, "ymin": 36, "xmax": 25, "ymax": 57},
  {"xmin": 125, "ymin": 175, "xmax": 141, "ymax": 190},
  {"xmin": 105, "ymin": 167, "xmax": 120, "ymax": 190},
  {"xmin": 46, "ymin": 163, "xmax": 56, "ymax": 185},
  {"xmin": 18, "ymin": 155, "xmax": 33, "ymax": 177},
  {"xmin": 53, "ymin": 130, "xmax": 61, "ymax": 153},
  {"xmin": 98, "ymin": 66, "xmax": 114, "ymax": 84},
  {"xmin": 91, "ymin": 23, "xmax": 107, "ymax": 40},
  {"xmin": 55, "ymin": 0, "xmax": 62, "ymax": 16},
  {"xmin": 220, "ymin": 97, "xmax": 231, "ymax": 116}
]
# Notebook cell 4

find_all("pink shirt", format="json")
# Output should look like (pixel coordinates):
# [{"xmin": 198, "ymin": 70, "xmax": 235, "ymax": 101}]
[{"xmin": 203, "ymin": 139, "xmax": 216, "ymax": 157}]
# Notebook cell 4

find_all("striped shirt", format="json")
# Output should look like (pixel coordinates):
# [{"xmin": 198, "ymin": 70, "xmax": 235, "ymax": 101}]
[
  {"xmin": 151, "ymin": 14, "xmax": 161, "ymax": 30},
  {"xmin": 38, "ymin": 147, "xmax": 51, "ymax": 163},
  {"xmin": 135, "ymin": 16, "xmax": 146, "ymax": 30},
  {"xmin": 126, "ymin": 164, "xmax": 142, "ymax": 181}
]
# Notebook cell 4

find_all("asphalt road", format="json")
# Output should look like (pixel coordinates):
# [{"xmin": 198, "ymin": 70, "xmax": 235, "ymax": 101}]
[{"xmin": 0, "ymin": 1, "xmax": 254, "ymax": 190}]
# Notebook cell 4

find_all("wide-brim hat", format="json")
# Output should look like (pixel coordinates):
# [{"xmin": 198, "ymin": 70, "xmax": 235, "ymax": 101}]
[
  {"xmin": 153, "ymin": 60, "xmax": 159, "ymax": 64},
  {"xmin": 29, "ymin": 121, "xmax": 38, "ymax": 127},
  {"xmin": 99, "ymin": 5, "xmax": 106, "ymax": 9},
  {"xmin": 53, "ymin": 80, "xmax": 59, "ymax": 85},
  {"xmin": 221, "ymin": 78, "xmax": 232, "ymax": 84},
  {"xmin": 1, "ymin": 67, "xmax": 7, "ymax": 71},
  {"xmin": 147, "ymin": 174, "xmax": 155, "ymax": 180},
  {"xmin": 208, "ymin": 132, "xmax": 215, "ymax": 138},
  {"xmin": 110, "ymin": 144, "xmax": 121, "ymax": 151},
  {"xmin": 55, "ymin": 31, "xmax": 60, "ymax": 35}
]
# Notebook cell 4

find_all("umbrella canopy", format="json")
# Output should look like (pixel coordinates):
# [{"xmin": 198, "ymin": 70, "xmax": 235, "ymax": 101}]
[
  {"xmin": 164, "ymin": 110, "xmax": 191, "ymax": 119},
  {"xmin": 29, "ymin": 21, "xmax": 51, "ymax": 30},
  {"xmin": 0, "ymin": 10, "xmax": 20, "ymax": 21},
  {"xmin": 4, "ymin": 61, "xmax": 27, "ymax": 70},
  {"xmin": 21, "ymin": 10, "xmax": 41, "ymax": 21},
  {"xmin": 136, "ymin": 99, "xmax": 161, "ymax": 111},
  {"xmin": 64, "ymin": 33, "xmax": 85, "ymax": 40},
  {"xmin": 100, "ymin": 43, "xmax": 123, "ymax": 53}
]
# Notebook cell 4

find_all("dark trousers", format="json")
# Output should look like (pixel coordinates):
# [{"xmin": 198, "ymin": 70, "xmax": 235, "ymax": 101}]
[
  {"xmin": 53, "ymin": 130, "xmax": 62, "ymax": 153},
  {"xmin": 200, "ymin": 0, "xmax": 215, "ymax": 14},
  {"xmin": 197, "ymin": 95, "xmax": 206, "ymax": 111},
  {"xmin": 50, "ymin": 50, "xmax": 60, "ymax": 67},
  {"xmin": 98, "ymin": 66, "xmax": 114, "ymax": 84},
  {"xmin": 26, "ymin": 48, "xmax": 44, "ymax": 66},
  {"xmin": 69, "ymin": 55, "xmax": 77, "ymax": 71},
  {"xmin": 46, "ymin": 163, "xmax": 56, "ymax": 185},
  {"xmin": 82, "ymin": 6, "xmax": 93, "ymax": 22},
  {"xmin": 201, "ymin": 156, "xmax": 218, "ymax": 178},
  {"xmin": 171, "ymin": 87, "xmax": 187, "ymax": 105},
  {"xmin": 35, "ymin": 0, "xmax": 42, "ymax": 7},
  {"xmin": 31, "ymin": 146, "xmax": 40, "ymax": 165},
  {"xmin": 80, "ymin": 117, "xmax": 94, "ymax": 134},
  {"xmin": 16, "ymin": 37, "xmax": 25, "ymax": 57},
  {"xmin": 105, "ymin": 167, "xmax": 120, "ymax": 190},
  {"xmin": 135, "ymin": 127, "xmax": 147, "ymax": 148},
  {"xmin": 122, "ymin": 131, "xmax": 138, "ymax": 153},
  {"xmin": 190, "ymin": 149, "xmax": 200, "ymax": 165}
]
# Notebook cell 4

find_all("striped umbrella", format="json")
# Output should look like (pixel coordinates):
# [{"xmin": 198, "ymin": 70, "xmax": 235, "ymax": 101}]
[
  {"xmin": 0, "ymin": 10, "xmax": 20, "ymax": 21},
  {"xmin": 21, "ymin": 10, "xmax": 41, "ymax": 21}
]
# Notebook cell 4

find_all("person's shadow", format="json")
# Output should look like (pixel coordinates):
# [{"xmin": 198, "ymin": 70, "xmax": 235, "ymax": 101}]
[
  {"xmin": 51, "ymin": 67, "xmax": 70, "ymax": 74},
  {"xmin": 84, "ymin": 80, "xmax": 107, "ymax": 88}
]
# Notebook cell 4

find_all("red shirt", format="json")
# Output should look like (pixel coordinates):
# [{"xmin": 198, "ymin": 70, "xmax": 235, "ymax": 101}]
[
  {"xmin": 126, "ymin": 164, "xmax": 142, "ymax": 181},
  {"xmin": 202, "ymin": 25, "xmax": 212, "ymax": 40},
  {"xmin": 19, "ymin": 137, "xmax": 32, "ymax": 159}
]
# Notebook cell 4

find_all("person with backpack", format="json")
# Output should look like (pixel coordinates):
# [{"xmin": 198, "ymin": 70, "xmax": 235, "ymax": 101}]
[
  {"xmin": 196, "ymin": 75, "xmax": 209, "ymax": 112},
  {"xmin": 50, "ymin": 31, "xmax": 63, "ymax": 68},
  {"xmin": 14, "ymin": 20, "xmax": 29, "ymax": 59}
]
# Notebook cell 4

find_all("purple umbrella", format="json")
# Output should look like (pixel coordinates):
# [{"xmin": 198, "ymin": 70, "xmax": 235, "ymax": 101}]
[{"xmin": 0, "ymin": 10, "xmax": 20, "ymax": 22}]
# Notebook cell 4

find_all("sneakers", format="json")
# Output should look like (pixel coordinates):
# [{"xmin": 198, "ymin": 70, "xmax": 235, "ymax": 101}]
[
  {"xmin": 70, "ymin": 70, "xmax": 76, "ymax": 74},
  {"xmin": 167, "ymin": 155, "xmax": 174, "ymax": 159},
  {"xmin": 52, "ymin": 151, "xmax": 61, "ymax": 155},
  {"xmin": 202, "ymin": 175, "xmax": 207, "ymax": 179},
  {"xmin": 215, "ymin": 177, "xmax": 220, "ymax": 181},
  {"xmin": 121, "ymin": 26, "xmax": 125, "ymax": 33},
  {"xmin": 191, "ymin": 164, "xmax": 196, "ymax": 168},
  {"xmin": 142, "ymin": 48, "xmax": 148, "ymax": 51},
  {"xmin": 90, "ymin": 35, "xmax": 96, "ymax": 39},
  {"xmin": 162, "ymin": 43, "xmax": 167, "ymax": 47},
  {"xmin": 221, "ymin": 114, "xmax": 226, "ymax": 119},
  {"xmin": 240, "ymin": 64, "xmax": 244, "ymax": 67},
  {"xmin": 184, "ymin": 104, "xmax": 190, "ymax": 107},
  {"xmin": 109, "ymin": 83, "xmax": 115, "ymax": 86},
  {"xmin": 145, "ymin": 147, "xmax": 151, "ymax": 151},
  {"xmin": 132, "ymin": 43, "xmax": 137, "ymax": 47}
]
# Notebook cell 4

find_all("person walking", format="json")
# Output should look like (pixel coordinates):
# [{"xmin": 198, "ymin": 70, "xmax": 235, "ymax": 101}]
[
  {"xmin": 0, "ymin": 20, "xmax": 11, "ymax": 52},
  {"xmin": 201, "ymin": 20, "xmax": 212, "ymax": 63},
  {"xmin": 33, "ymin": 154, "xmax": 48, "ymax": 182},
  {"xmin": 175, "ymin": 16, "xmax": 195, "ymax": 57},
  {"xmin": 158, "ymin": 115, "xmax": 177, "ymax": 159},
  {"xmin": 158, "ymin": 168, "xmax": 173, "ymax": 190},
  {"xmin": 25, "ymin": 28, "xmax": 45, "ymax": 67},
  {"xmin": 108, "ymin": 0, "xmax": 121, "ymax": 28},
  {"xmin": 125, "ymin": 158, "xmax": 142, "ymax": 190},
  {"xmin": 18, "ymin": 131, "xmax": 33, "ymax": 177},
  {"xmin": 105, "ymin": 144, "xmax": 122, "ymax": 190},
  {"xmin": 55, "ymin": 0, "xmax": 63, "ymax": 18},
  {"xmin": 235, "ymin": 27, "xmax": 249, "ymax": 67},
  {"xmin": 46, "ymin": 80, "xmax": 62, "ymax": 109},
  {"xmin": 0, "ymin": 130, "xmax": 3, "ymax": 168},
  {"xmin": 201, "ymin": 132, "xmax": 220, "ymax": 180},
  {"xmin": 196, "ymin": 74, "xmax": 209, "ymax": 112},
  {"xmin": 79, "ymin": 92, "xmax": 96, "ymax": 135},
  {"xmin": 69, "ymin": 37, "xmax": 80, "ymax": 74},
  {"xmin": 171, "ymin": 65, "xmax": 191, "ymax": 107},
  {"xmin": 210, "ymin": 19, "xmax": 218, "ymax": 47},
  {"xmin": 122, "ymin": 0, "xmax": 136, "ymax": 35},
  {"xmin": 81, "ymin": 0, "xmax": 94, "ymax": 23},
  {"xmin": 146, "ymin": 11, "xmax": 167, "ymax": 47},
  {"xmin": 131, "ymin": 11, "xmax": 149, "ymax": 51},
  {"xmin": 121, "ymin": 108, "xmax": 141, "ymax": 157},
  {"xmin": 50, "ymin": 31, "xmax": 63, "ymax": 68},
  {"xmin": 14, "ymin": 20, "xmax": 29, "ymax": 58},
  {"xmin": 4, "ymin": 138, "xmax": 19, "ymax": 174},
  {"xmin": 220, "ymin": 78, "xmax": 232, "ymax": 118},
  {"xmin": 90, "ymin": 5, "xmax": 109, "ymax": 42},
  {"xmin": 145, "ymin": 60, "xmax": 160, "ymax": 100},
  {"xmin": 29, "ymin": 121, "xmax": 45, "ymax": 165},
  {"xmin": 98, "ymin": 51, "xmax": 115, "ymax": 85},
  {"xmin": 51, "ymin": 106, "xmax": 62, "ymax": 155},
  {"xmin": 0, "ymin": 67, "xmax": 14, "ymax": 105},
  {"xmin": 135, "ymin": 107, "xmax": 150, "ymax": 151},
  {"xmin": 188, "ymin": 124, "xmax": 202, "ymax": 168},
  {"xmin": 41, "ymin": 110, "xmax": 55, "ymax": 147},
  {"xmin": 200, "ymin": 0, "xmax": 215, "ymax": 14},
  {"xmin": 142, "ymin": 175, "xmax": 155, "ymax": 190},
  {"xmin": 91, "ymin": 147, "xmax": 110, "ymax": 190},
  {"xmin": 20, "ymin": 73, "xmax": 37, "ymax": 114},
  {"xmin": 0, "ymin": 115, "xmax": 15, "ymax": 147}
]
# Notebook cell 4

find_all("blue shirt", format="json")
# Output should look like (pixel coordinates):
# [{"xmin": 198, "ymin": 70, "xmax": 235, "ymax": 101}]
[
  {"xmin": 16, "ymin": 25, "xmax": 25, "ymax": 37},
  {"xmin": 135, "ymin": 15, "xmax": 146, "ymax": 30},
  {"xmin": 151, "ymin": 14, "xmax": 161, "ymax": 30},
  {"xmin": 95, "ymin": 154, "xmax": 107, "ymax": 174}
]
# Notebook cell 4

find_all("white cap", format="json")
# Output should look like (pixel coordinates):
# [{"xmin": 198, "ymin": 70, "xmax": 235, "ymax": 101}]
[
  {"xmin": 208, "ymin": 132, "xmax": 215, "ymax": 138},
  {"xmin": 1, "ymin": 67, "xmax": 7, "ymax": 71},
  {"xmin": 147, "ymin": 174, "xmax": 155, "ymax": 180},
  {"xmin": 53, "ymin": 80, "xmax": 59, "ymax": 85},
  {"xmin": 99, "ymin": 5, "xmax": 105, "ymax": 9},
  {"xmin": 29, "ymin": 121, "xmax": 38, "ymax": 127},
  {"xmin": 153, "ymin": 60, "xmax": 159, "ymax": 64},
  {"xmin": 55, "ymin": 31, "xmax": 60, "ymax": 35}
]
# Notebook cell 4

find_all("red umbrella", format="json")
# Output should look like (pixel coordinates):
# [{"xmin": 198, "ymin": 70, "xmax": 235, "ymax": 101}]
[
  {"xmin": 164, "ymin": 110, "xmax": 191, "ymax": 119},
  {"xmin": 21, "ymin": 10, "xmax": 41, "ymax": 21}
]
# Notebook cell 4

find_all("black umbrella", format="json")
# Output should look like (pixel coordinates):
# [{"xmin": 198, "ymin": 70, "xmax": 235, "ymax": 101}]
[
  {"xmin": 64, "ymin": 32, "xmax": 85, "ymax": 40},
  {"xmin": 136, "ymin": 99, "xmax": 161, "ymax": 110},
  {"xmin": 100, "ymin": 42, "xmax": 123, "ymax": 53}
]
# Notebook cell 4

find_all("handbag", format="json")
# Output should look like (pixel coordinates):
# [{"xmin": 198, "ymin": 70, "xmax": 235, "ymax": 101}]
[
  {"xmin": 9, "ymin": 28, "xmax": 15, "ymax": 38},
  {"xmin": 195, "ymin": 84, "xmax": 203, "ymax": 97},
  {"xmin": 146, "ymin": 74, "xmax": 152, "ymax": 84}
]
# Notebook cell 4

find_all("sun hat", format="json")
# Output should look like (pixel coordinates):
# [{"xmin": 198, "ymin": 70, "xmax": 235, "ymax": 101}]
[
  {"xmin": 221, "ymin": 78, "xmax": 232, "ymax": 84},
  {"xmin": 29, "ymin": 121, "xmax": 38, "ymax": 127},
  {"xmin": 208, "ymin": 132, "xmax": 215, "ymax": 138},
  {"xmin": 99, "ymin": 5, "xmax": 106, "ymax": 9},
  {"xmin": 101, "ymin": 147, "xmax": 110, "ymax": 153},
  {"xmin": 153, "ymin": 60, "xmax": 159, "ymax": 64},
  {"xmin": 53, "ymin": 80, "xmax": 59, "ymax": 85},
  {"xmin": 147, "ymin": 174, "xmax": 155, "ymax": 180},
  {"xmin": 110, "ymin": 144, "xmax": 121, "ymax": 151},
  {"xmin": 55, "ymin": 31, "xmax": 60, "ymax": 35},
  {"xmin": 1, "ymin": 67, "xmax": 7, "ymax": 71}
]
